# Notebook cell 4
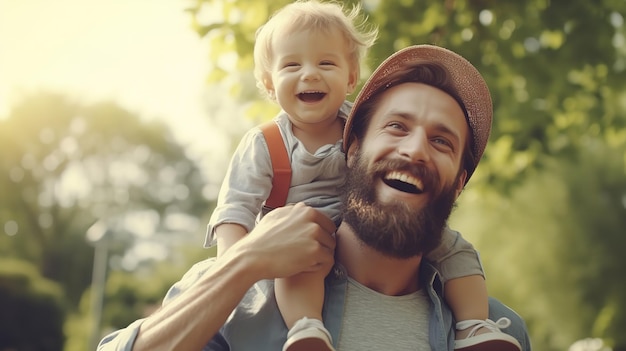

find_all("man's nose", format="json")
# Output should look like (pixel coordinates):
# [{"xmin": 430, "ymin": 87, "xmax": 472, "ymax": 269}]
[{"xmin": 397, "ymin": 129, "xmax": 430, "ymax": 163}]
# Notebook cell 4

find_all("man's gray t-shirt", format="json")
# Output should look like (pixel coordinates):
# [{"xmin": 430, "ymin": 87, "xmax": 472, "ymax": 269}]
[{"xmin": 338, "ymin": 277, "xmax": 431, "ymax": 350}]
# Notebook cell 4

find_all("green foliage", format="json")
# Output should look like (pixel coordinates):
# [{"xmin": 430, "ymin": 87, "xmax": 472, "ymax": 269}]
[
  {"xmin": 92, "ymin": 244, "xmax": 211, "ymax": 339},
  {"xmin": 100, "ymin": 270, "xmax": 170, "ymax": 329},
  {"xmin": 0, "ymin": 91, "xmax": 210, "ymax": 307},
  {"xmin": 63, "ymin": 311, "xmax": 92, "ymax": 351},
  {"xmin": 0, "ymin": 259, "xmax": 66, "ymax": 351},
  {"xmin": 452, "ymin": 137, "xmax": 626, "ymax": 350}
]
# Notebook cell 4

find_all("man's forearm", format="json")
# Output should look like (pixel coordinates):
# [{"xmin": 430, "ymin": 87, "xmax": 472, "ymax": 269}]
[{"xmin": 132, "ymin": 250, "xmax": 262, "ymax": 350}]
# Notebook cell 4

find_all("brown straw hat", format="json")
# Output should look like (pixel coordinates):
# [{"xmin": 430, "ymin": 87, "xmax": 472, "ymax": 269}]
[{"xmin": 343, "ymin": 44, "xmax": 493, "ymax": 183}]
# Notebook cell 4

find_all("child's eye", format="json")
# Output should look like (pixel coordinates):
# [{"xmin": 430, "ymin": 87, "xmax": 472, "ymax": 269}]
[{"xmin": 320, "ymin": 60, "xmax": 336, "ymax": 66}]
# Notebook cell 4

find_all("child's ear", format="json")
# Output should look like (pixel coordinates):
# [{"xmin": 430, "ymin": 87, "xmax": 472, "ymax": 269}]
[
  {"xmin": 267, "ymin": 89, "xmax": 276, "ymax": 100},
  {"xmin": 263, "ymin": 77, "xmax": 276, "ymax": 100}
]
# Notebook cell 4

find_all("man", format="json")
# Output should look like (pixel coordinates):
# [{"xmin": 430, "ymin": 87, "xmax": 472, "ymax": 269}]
[{"xmin": 98, "ymin": 45, "xmax": 531, "ymax": 351}]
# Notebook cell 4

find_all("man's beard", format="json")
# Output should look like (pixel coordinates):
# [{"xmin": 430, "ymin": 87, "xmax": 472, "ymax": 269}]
[{"xmin": 341, "ymin": 151, "xmax": 460, "ymax": 259}]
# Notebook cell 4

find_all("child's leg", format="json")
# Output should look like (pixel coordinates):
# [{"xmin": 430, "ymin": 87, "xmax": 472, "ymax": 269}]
[
  {"xmin": 275, "ymin": 271, "xmax": 325, "ymax": 328},
  {"xmin": 447, "ymin": 275, "xmax": 521, "ymax": 351},
  {"xmin": 275, "ymin": 269, "xmax": 334, "ymax": 351}
]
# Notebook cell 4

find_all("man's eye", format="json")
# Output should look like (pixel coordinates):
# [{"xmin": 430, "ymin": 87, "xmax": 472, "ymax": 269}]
[
  {"xmin": 386, "ymin": 122, "xmax": 405, "ymax": 131},
  {"xmin": 433, "ymin": 137, "xmax": 452, "ymax": 148}
]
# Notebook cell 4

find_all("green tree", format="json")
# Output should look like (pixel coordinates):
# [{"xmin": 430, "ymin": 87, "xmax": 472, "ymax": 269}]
[
  {"xmin": 60, "ymin": 244, "xmax": 212, "ymax": 350},
  {"xmin": 0, "ymin": 92, "xmax": 211, "ymax": 307},
  {"xmin": 101, "ymin": 244, "xmax": 210, "ymax": 330},
  {"xmin": 453, "ymin": 136, "xmax": 626, "ymax": 350},
  {"xmin": 0, "ymin": 259, "xmax": 66, "ymax": 351}
]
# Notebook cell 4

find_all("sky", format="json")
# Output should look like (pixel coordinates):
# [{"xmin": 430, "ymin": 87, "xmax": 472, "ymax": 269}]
[{"xmin": 0, "ymin": 0, "xmax": 233, "ymax": 181}]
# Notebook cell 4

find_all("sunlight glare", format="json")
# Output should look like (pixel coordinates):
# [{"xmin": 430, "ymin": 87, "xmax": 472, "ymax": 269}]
[
  {"xmin": 122, "ymin": 210, "xmax": 160, "ymax": 238},
  {"xmin": 4, "ymin": 221, "xmax": 18, "ymax": 236}
]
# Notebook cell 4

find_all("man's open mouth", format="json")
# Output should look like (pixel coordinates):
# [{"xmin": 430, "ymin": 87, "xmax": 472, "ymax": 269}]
[
  {"xmin": 297, "ymin": 91, "xmax": 326, "ymax": 102},
  {"xmin": 383, "ymin": 171, "xmax": 424, "ymax": 194}
]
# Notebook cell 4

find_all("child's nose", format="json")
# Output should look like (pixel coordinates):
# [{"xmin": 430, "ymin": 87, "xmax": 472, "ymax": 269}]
[{"xmin": 301, "ymin": 66, "xmax": 321, "ymax": 81}]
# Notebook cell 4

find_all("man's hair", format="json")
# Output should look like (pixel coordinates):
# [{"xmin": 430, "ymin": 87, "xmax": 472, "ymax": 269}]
[
  {"xmin": 253, "ymin": 0, "xmax": 378, "ymax": 99},
  {"xmin": 349, "ymin": 62, "xmax": 476, "ymax": 180}
]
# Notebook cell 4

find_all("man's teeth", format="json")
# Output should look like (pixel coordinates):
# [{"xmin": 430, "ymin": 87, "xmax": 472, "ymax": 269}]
[{"xmin": 385, "ymin": 171, "xmax": 423, "ymax": 191}]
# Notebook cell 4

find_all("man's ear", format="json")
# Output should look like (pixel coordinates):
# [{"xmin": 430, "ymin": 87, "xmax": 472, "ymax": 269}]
[
  {"xmin": 346, "ymin": 138, "xmax": 359, "ymax": 168},
  {"xmin": 454, "ymin": 170, "xmax": 467, "ymax": 199}
]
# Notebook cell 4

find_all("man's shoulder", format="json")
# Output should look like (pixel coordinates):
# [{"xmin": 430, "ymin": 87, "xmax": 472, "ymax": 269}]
[
  {"xmin": 164, "ymin": 257, "xmax": 217, "ymax": 300},
  {"xmin": 488, "ymin": 297, "xmax": 532, "ymax": 351}
]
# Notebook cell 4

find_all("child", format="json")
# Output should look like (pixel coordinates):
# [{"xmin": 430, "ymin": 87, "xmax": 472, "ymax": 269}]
[
  {"xmin": 206, "ymin": 1, "xmax": 520, "ymax": 351},
  {"xmin": 207, "ymin": 1, "xmax": 376, "ymax": 350}
]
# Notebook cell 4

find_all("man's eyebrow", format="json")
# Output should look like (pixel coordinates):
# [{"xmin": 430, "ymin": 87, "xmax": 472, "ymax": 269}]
[{"xmin": 381, "ymin": 110, "xmax": 413, "ymax": 122}]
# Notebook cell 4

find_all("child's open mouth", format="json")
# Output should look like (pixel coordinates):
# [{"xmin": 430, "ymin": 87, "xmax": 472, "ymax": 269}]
[{"xmin": 297, "ymin": 91, "xmax": 326, "ymax": 102}]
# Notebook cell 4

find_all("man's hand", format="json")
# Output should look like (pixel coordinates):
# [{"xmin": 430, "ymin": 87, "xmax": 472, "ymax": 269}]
[{"xmin": 227, "ymin": 202, "xmax": 337, "ymax": 281}]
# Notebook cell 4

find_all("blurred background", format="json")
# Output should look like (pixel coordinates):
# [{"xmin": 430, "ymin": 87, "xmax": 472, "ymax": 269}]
[{"xmin": 0, "ymin": 0, "xmax": 624, "ymax": 350}]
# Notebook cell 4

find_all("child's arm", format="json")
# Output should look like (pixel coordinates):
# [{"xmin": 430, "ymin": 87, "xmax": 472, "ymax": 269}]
[
  {"xmin": 205, "ymin": 127, "xmax": 275, "ymax": 249},
  {"xmin": 426, "ymin": 227, "xmax": 484, "ymax": 282},
  {"xmin": 215, "ymin": 223, "xmax": 248, "ymax": 257}
]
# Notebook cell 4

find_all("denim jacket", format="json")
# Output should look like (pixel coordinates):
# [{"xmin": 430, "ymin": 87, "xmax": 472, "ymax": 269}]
[{"xmin": 98, "ymin": 258, "xmax": 531, "ymax": 350}]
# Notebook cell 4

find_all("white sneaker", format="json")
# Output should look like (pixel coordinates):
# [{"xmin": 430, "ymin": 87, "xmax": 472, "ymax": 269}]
[
  {"xmin": 283, "ymin": 317, "xmax": 335, "ymax": 351},
  {"xmin": 454, "ymin": 318, "xmax": 522, "ymax": 351}
]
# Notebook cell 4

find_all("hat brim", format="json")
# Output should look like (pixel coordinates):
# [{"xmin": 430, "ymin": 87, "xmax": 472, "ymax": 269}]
[{"xmin": 343, "ymin": 44, "xmax": 492, "ymax": 183}]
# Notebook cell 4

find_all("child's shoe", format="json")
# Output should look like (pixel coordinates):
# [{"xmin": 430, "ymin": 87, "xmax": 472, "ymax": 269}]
[
  {"xmin": 454, "ymin": 317, "xmax": 522, "ymax": 351},
  {"xmin": 283, "ymin": 317, "xmax": 335, "ymax": 351}
]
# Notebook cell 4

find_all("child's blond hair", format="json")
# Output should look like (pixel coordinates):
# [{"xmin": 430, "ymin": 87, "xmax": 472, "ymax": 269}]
[{"xmin": 253, "ymin": 0, "xmax": 378, "ymax": 99}]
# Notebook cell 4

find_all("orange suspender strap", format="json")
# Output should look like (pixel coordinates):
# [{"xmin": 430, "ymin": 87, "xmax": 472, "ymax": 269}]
[{"xmin": 259, "ymin": 121, "xmax": 292, "ymax": 209}]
